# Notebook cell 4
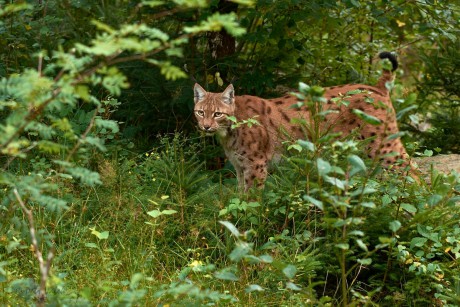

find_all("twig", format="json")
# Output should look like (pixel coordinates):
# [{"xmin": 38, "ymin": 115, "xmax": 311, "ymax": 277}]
[
  {"xmin": 0, "ymin": 88, "xmax": 62, "ymax": 153},
  {"xmin": 65, "ymin": 107, "xmax": 98, "ymax": 163},
  {"xmin": 13, "ymin": 189, "xmax": 55, "ymax": 307},
  {"xmin": 37, "ymin": 53, "xmax": 43, "ymax": 77}
]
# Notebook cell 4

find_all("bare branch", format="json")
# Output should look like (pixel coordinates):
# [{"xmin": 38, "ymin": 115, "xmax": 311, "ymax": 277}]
[
  {"xmin": 65, "ymin": 107, "xmax": 98, "ymax": 163},
  {"xmin": 13, "ymin": 189, "xmax": 54, "ymax": 307}
]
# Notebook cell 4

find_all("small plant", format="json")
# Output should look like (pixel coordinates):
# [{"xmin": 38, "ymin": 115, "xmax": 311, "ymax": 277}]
[{"xmin": 227, "ymin": 115, "xmax": 260, "ymax": 129}]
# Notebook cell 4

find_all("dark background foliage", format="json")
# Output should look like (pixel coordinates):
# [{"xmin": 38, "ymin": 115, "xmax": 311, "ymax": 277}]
[{"xmin": 3, "ymin": 0, "xmax": 457, "ymax": 151}]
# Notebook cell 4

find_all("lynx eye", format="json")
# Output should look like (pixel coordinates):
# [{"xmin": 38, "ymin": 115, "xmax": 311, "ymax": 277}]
[
  {"xmin": 214, "ymin": 112, "xmax": 223, "ymax": 118},
  {"xmin": 196, "ymin": 110, "xmax": 204, "ymax": 117}
]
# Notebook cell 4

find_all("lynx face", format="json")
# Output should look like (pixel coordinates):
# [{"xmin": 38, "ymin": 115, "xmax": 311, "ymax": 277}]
[{"xmin": 194, "ymin": 84, "xmax": 235, "ymax": 136}]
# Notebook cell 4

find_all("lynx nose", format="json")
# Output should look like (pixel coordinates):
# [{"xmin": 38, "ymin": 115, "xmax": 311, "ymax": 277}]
[{"xmin": 203, "ymin": 125, "xmax": 211, "ymax": 131}]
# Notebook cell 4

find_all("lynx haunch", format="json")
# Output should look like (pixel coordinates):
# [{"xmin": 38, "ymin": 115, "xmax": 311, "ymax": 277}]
[{"xmin": 194, "ymin": 52, "xmax": 409, "ymax": 191}]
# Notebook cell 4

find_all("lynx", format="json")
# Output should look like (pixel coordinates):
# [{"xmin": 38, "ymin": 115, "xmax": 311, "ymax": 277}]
[{"xmin": 194, "ymin": 52, "xmax": 409, "ymax": 191}]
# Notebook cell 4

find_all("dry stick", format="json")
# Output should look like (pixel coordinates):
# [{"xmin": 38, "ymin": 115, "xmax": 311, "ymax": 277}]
[{"xmin": 13, "ymin": 189, "xmax": 55, "ymax": 307}]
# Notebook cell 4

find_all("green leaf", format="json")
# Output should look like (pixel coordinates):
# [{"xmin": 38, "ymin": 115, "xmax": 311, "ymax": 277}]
[
  {"xmin": 229, "ymin": 243, "xmax": 252, "ymax": 262},
  {"xmin": 396, "ymin": 103, "xmax": 417, "ymax": 120},
  {"xmin": 171, "ymin": 0, "xmax": 208, "ymax": 8},
  {"xmin": 130, "ymin": 273, "xmax": 144, "ymax": 289},
  {"xmin": 386, "ymin": 131, "xmax": 406, "ymax": 141},
  {"xmin": 226, "ymin": 116, "xmax": 237, "ymax": 123},
  {"xmin": 91, "ymin": 20, "xmax": 116, "ymax": 34},
  {"xmin": 184, "ymin": 12, "xmax": 246, "ymax": 37},
  {"xmin": 298, "ymin": 82, "xmax": 310, "ymax": 94},
  {"xmin": 90, "ymin": 227, "xmax": 109, "ymax": 240},
  {"xmin": 147, "ymin": 210, "xmax": 161, "ymax": 218},
  {"xmin": 288, "ymin": 144, "xmax": 302, "ymax": 152},
  {"xmin": 417, "ymin": 225, "xmax": 440, "ymax": 242},
  {"xmin": 401, "ymin": 203, "xmax": 417, "ymax": 213},
  {"xmin": 357, "ymin": 258, "xmax": 372, "ymax": 265},
  {"xmin": 335, "ymin": 243, "xmax": 350, "ymax": 250},
  {"xmin": 142, "ymin": 1, "xmax": 165, "ymax": 8},
  {"xmin": 410, "ymin": 237, "xmax": 427, "ymax": 249},
  {"xmin": 155, "ymin": 61, "xmax": 187, "ymax": 80},
  {"xmin": 285, "ymin": 282, "xmax": 302, "ymax": 291},
  {"xmin": 85, "ymin": 243, "xmax": 98, "ymax": 249},
  {"xmin": 246, "ymin": 284, "xmax": 264, "ymax": 292},
  {"xmin": 282, "ymin": 264, "xmax": 297, "ymax": 279},
  {"xmin": 303, "ymin": 195, "xmax": 323, "ymax": 210},
  {"xmin": 95, "ymin": 118, "xmax": 119, "ymax": 134},
  {"xmin": 247, "ymin": 201, "xmax": 260, "ymax": 208},
  {"xmin": 360, "ymin": 202, "xmax": 376, "ymax": 209},
  {"xmin": 317, "ymin": 158, "xmax": 331, "ymax": 176},
  {"xmin": 229, "ymin": 0, "xmax": 255, "ymax": 6},
  {"xmin": 101, "ymin": 72, "xmax": 130, "ymax": 96},
  {"xmin": 65, "ymin": 166, "xmax": 102, "ymax": 186},
  {"xmin": 214, "ymin": 270, "xmax": 239, "ymax": 281},
  {"xmin": 244, "ymin": 255, "xmax": 261, "ymax": 264},
  {"xmin": 352, "ymin": 109, "xmax": 382, "ymax": 126},
  {"xmin": 427, "ymin": 194, "xmax": 443, "ymax": 206},
  {"xmin": 348, "ymin": 154, "xmax": 366, "ymax": 176},
  {"xmin": 297, "ymin": 139, "xmax": 315, "ymax": 151},
  {"xmin": 382, "ymin": 194, "xmax": 392, "ymax": 206},
  {"xmin": 389, "ymin": 220, "xmax": 402, "ymax": 232},
  {"xmin": 218, "ymin": 208, "xmax": 228, "ymax": 216},
  {"xmin": 37, "ymin": 140, "xmax": 64, "ymax": 154},
  {"xmin": 350, "ymin": 186, "xmax": 377, "ymax": 197},
  {"xmin": 98, "ymin": 231, "xmax": 109, "ymax": 240},
  {"xmin": 356, "ymin": 239, "xmax": 368, "ymax": 252},
  {"xmin": 346, "ymin": 89, "xmax": 364, "ymax": 95},
  {"xmin": 259, "ymin": 254, "xmax": 273, "ymax": 263},
  {"xmin": 349, "ymin": 230, "xmax": 364, "ymax": 237},
  {"xmin": 324, "ymin": 175, "xmax": 345, "ymax": 190},
  {"xmin": 219, "ymin": 221, "xmax": 241, "ymax": 237},
  {"xmin": 147, "ymin": 209, "xmax": 176, "ymax": 218}
]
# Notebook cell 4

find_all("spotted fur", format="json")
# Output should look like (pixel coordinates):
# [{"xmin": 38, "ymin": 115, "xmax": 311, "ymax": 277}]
[{"xmin": 194, "ymin": 52, "xmax": 409, "ymax": 191}]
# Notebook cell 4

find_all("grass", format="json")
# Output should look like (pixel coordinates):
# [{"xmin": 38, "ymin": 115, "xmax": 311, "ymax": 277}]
[{"xmin": 1, "ymin": 134, "xmax": 460, "ymax": 306}]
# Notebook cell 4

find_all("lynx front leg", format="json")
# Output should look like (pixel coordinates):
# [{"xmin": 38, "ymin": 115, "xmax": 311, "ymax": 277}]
[
  {"xmin": 234, "ymin": 164, "xmax": 245, "ymax": 191},
  {"xmin": 243, "ymin": 160, "xmax": 268, "ymax": 192}
]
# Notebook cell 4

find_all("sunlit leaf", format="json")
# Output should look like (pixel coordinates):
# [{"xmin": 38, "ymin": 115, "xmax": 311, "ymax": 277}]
[
  {"xmin": 357, "ymin": 258, "xmax": 372, "ymax": 265},
  {"xmin": 317, "ymin": 158, "xmax": 331, "ymax": 176},
  {"xmin": 356, "ymin": 239, "xmax": 368, "ymax": 252},
  {"xmin": 389, "ymin": 220, "xmax": 401, "ymax": 232},
  {"xmin": 401, "ymin": 203, "xmax": 417, "ymax": 213},
  {"xmin": 352, "ymin": 109, "xmax": 382, "ymax": 126},
  {"xmin": 219, "ymin": 221, "xmax": 241, "ymax": 237},
  {"xmin": 246, "ymin": 284, "xmax": 264, "ymax": 292},
  {"xmin": 348, "ymin": 154, "xmax": 366, "ymax": 176},
  {"xmin": 214, "ymin": 270, "xmax": 239, "ymax": 281},
  {"xmin": 286, "ymin": 282, "xmax": 302, "ymax": 291},
  {"xmin": 282, "ymin": 264, "xmax": 297, "ymax": 279}
]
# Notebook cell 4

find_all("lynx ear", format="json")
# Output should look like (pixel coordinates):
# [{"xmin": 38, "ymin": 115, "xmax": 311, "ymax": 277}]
[
  {"xmin": 194, "ymin": 83, "xmax": 207, "ymax": 103},
  {"xmin": 222, "ymin": 84, "xmax": 235, "ymax": 105}
]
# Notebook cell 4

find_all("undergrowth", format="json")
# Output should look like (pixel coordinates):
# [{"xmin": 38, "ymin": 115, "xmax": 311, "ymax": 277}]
[{"xmin": 1, "ymin": 84, "xmax": 460, "ymax": 306}]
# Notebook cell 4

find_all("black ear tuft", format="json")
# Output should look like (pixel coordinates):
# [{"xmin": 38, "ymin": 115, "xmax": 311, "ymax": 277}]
[
  {"xmin": 222, "ymin": 84, "xmax": 235, "ymax": 105},
  {"xmin": 194, "ymin": 83, "xmax": 207, "ymax": 103},
  {"xmin": 379, "ymin": 52, "xmax": 398, "ymax": 71}
]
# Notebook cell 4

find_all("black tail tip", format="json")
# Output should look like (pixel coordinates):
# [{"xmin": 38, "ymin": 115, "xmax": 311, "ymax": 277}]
[{"xmin": 379, "ymin": 51, "xmax": 398, "ymax": 71}]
